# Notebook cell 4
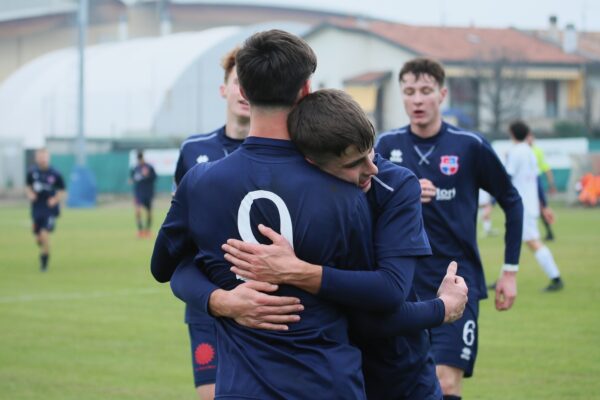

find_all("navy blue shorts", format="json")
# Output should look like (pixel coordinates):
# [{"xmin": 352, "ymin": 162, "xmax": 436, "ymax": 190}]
[
  {"xmin": 32, "ymin": 215, "xmax": 56, "ymax": 234},
  {"xmin": 430, "ymin": 297, "xmax": 479, "ymax": 377},
  {"xmin": 405, "ymin": 355, "xmax": 443, "ymax": 399},
  {"xmin": 188, "ymin": 321, "xmax": 218, "ymax": 387},
  {"xmin": 134, "ymin": 196, "xmax": 153, "ymax": 210}
]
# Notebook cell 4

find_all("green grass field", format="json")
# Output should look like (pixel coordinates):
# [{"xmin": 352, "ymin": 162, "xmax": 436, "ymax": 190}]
[{"xmin": 1, "ymin": 199, "xmax": 599, "ymax": 399}]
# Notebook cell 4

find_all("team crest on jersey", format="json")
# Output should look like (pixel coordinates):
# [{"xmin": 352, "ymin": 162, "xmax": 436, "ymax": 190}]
[
  {"xmin": 389, "ymin": 149, "xmax": 403, "ymax": 163},
  {"xmin": 196, "ymin": 155, "xmax": 209, "ymax": 164},
  {"xmin": 440, "ymin": 155, "xmax": 459, "ymax": 175}
]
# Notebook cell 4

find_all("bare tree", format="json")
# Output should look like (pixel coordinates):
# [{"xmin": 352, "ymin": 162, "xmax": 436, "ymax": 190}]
[{"xmin": 468, "ymin": 49, "xmax": 530, "ymax": 137}]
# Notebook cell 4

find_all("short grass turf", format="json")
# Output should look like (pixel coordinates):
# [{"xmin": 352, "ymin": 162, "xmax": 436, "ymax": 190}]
[{"xmin": 1, "ymin": 200, "xmax": 598, "ymax": 399}]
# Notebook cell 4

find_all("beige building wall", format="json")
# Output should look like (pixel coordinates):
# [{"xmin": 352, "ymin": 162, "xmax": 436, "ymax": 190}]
[
  {"xmin": 0, "ymin": 3, "xmax": 339, "ymax": 85},
  {"xmin": 0, "ymin": 14, "xmax": 74, "ymax": 82}
]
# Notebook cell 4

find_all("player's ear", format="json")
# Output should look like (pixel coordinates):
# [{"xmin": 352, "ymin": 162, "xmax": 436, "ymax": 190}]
[
  {"xmin": 219, "ymin": 83, "xmax": 226, "ymax": 99},
  {"xmin": 296, "ymin": 80, "xmax": 311, "ymax": 103},
  {"xmin": 439, "ymin": 86, "xmax": 448, "ymax": 104}
]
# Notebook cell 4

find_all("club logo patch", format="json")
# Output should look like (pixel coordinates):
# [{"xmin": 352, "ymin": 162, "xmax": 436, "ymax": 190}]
[
  {"xmin": 389, "ymin": 149, "xmax": 403, "ymax": 163},
  {"xmin": 440, "ymin": 155, "xmax": 459, "ymax": 175},
  {"xmin": 196, "ymin": 155, "xmax": 209, "ymax": 164}
]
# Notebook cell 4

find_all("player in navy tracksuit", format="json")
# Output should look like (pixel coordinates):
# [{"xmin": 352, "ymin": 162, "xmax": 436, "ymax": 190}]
[
  {"xmin": 172, "ymin": 47, "xmax": 250, "ymax": 400},
  {"xmin": 152, "ymin": 30, "xmax": 383, "ymax": 399},
  {"xmin": 26, "ymin": 148, "xmax": 65, "ymax": 272},
  {"xmin": 172, "ymin": 90, "xmax": 469, "ymax": 399},
  {"xmin": 130, "ymin": 150, "xmax": 156, "ymax": 238},
  {"xmin": 376, "ymin": 57, "xmax": 523, "ymax": 400}
]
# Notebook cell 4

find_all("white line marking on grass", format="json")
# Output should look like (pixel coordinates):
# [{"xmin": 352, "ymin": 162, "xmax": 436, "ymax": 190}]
[{"xmin": 0, "ymin": 287, "xmax": 163, "ymax": 303}]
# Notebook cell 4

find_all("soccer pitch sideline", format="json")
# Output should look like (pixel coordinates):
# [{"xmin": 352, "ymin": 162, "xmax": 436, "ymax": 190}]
[{"xmin": 0, "ymin": 199, "xmax": 598, "ymax": 399}]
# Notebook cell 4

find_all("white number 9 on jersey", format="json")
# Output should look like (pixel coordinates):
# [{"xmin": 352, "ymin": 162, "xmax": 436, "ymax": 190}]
[{"xmin": 235, "ymin": 190, "xmax": 294, "ymax": 281}]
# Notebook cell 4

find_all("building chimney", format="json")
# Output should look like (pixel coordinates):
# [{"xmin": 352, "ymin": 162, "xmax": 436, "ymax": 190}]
[
  {"xmin": 158, "ymin": 0, "xmax": 171, "ymax": 36},
  {"xmin": 548, "ymin": 15, "xmax": 560, "ymax": 43},
  {"xmin": 563, "ymin": 23, "xmax": 578, "ymax": 53},
  {"xmin": 118, "ymin": 13, "xmax": 128, "ymax": 41}
]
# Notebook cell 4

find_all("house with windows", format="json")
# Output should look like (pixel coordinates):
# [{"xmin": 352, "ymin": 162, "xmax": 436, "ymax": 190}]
[{"xmin": 304, "ymin": 19, "xmax": 588, "ymax": 136}]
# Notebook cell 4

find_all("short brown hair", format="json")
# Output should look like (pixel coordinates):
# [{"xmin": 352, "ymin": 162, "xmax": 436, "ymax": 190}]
[
  {"xmin": 399, "ymin": 57, "xmax": 446, "ymax": 87},
  {"xmin": 220, "ymin": 46, "xmax": 239, "ymax": 83},
  {"xmin": 287, "ymin": 89, "xmax": 375, "ymax": 165},
  {"xmin": 236, "ymin": 29, "xmax": 317, "ymax": 107}
]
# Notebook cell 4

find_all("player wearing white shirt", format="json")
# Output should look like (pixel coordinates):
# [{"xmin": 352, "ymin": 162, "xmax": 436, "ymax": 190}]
[
  {"xmin": 478, "ymin": 189, "xmax": 496, "ymax": 237},
  {"xmin": 506, "ymin": 121, "xmax": 564, "ymax": 292}
]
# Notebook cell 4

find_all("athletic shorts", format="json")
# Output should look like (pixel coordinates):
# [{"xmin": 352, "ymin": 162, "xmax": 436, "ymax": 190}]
[
  {"xmin": 188, "ymin": 321, "xmax": 218, "ymax": 387},
  {"xmin": 522, "ymin": 214, "xmax": 541, "ymax": 242},
  {"xmin": 430, "ymin": 297, "xmax": 479, "ymax": 377},
  {"xmin": 405, "ymin": 355, "xmax": 443, "ymax": 399},
  {"xmin": 32, "ymin": 215, "xmax": 56, "ymax": 234},
  {"xmin": 134, "ymin": 196, "xmax": 153, "ymax": 210}
]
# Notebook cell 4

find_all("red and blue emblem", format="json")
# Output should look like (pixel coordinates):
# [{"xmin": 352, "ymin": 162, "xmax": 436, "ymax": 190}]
[{"xmin": 440, "ymin": 155, "xmax": 459, "ymax": 176}]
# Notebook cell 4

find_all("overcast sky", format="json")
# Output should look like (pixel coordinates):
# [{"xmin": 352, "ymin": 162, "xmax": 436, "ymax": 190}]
[{"xmin": 187, "ymin": 0, "xmax": 600, "ymax": 31}]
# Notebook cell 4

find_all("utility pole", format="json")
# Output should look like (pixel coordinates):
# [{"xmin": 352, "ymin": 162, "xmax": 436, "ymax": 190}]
[
  {"xmin": 76, "ymin": 0, "xmax": 87, "ymax": 166},
  {"xmin": 67, "ymin": 0, "xmax": 97, "ymax": 207}
]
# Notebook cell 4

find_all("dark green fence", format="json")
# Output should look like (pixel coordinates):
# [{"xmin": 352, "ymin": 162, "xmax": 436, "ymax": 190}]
[{"xmin": 51, "ymin": 152, "xmax": 173, "ymax": 194}]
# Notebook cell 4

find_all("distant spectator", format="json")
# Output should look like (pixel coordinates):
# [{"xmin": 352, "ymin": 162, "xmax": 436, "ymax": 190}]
[{"xmin": 578, "ymin": 173, "xmax": 600, "ymax": 206}]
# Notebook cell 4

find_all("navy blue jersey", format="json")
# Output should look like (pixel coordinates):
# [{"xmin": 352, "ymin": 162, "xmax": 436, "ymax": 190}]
[
  {"xmin": 156, "ymin": 137, "xmax": 374, "ymax": 399},
  {"xmin": 376, "ymin": 122, "xmax": 523, "ymax": 300},
  {"xmin": 350, "ymin": 155, "xmax": 438, "ymax": 399},
  {"xmin": 26, "ymin": 166, "xmax": 65, "ymax": 218},
  {"xmin": 130, "ymin": 162, "xmax": 156, "ymax": 200},
  {"xmin": 174, "ymin": 126, "xmax": 243, "ymax": 185},
  {"xmin": 174, "ymin": 126, "xmax": 244, "ymax": 324},
  {"xmin": 166, "ymin": 154, "xmax": 444, "ymax": 399}
]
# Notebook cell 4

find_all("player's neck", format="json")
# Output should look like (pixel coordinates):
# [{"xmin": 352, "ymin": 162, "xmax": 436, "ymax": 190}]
[
  {"xmin": 225, "ymin": 117, "xmax": 250, "ymax": 140},
  {"xmin": 248, "ymin": 106, "xmax": 291, "ymax": 140},
  {"xmin": 410, "ymin": 118, "xmax": 443, "ymax": 139}
]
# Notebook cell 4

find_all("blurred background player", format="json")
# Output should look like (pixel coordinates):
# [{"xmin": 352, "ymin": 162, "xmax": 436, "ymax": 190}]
[
  {"xmin": 376, "ymin": 57, "xmax": 523, "ymax": 400},
  {"xmin": 26, "ymin": 148, "xmax": 65, "ymax": 272},
  {"xmin": 527, "ymin": 132, "xmax": 557, "ymax": 241},
  {"xmin": 478, "ymin": 189, "xmax": 497, "ymax": 237},
  {"xmin": 172, "ymin": 47, "xmax": 250, "ymax": 400},
  {"xmin": 508, "ymin": 121, "xmax": 564, "ymax": 292},
  {"xmin": 129, "ymin": 150, "xmax": 156, "ymax": 238}
]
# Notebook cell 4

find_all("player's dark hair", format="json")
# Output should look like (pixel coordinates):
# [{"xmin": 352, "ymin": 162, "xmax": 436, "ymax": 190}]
[
  {"xmin": 509, "ymin": 120, "xmax": 530, "ymax": 142},
  {"xmin": 136, "ymin": 150, "xmax": 144, "ymax": 160},
  {"xmin": 288, "ymin": 89, "xmax": 374, "ymax": 165},
  {"xmin": 399, "ymin": 57, "xmax": 446, "ymax": 87},
  {"xmin": 236, "ymin": 29, "xmax": 317, "ymax": 107},
  {"xmin": 220, "ymin": 46, "xmax": 240, "ymax": 83}
]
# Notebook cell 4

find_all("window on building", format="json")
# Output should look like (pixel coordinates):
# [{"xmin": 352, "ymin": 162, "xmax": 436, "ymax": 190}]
[
  {"xmin": 448, "ymin": 78, "xmax": 479, "ymax": 129},
  {"xmin": 344, "ymin": 71, "xmax": 391, "ymax": 132},
  {"xmin": 545, "ymin": 80, "xmax": 559, "ymax": 118}
]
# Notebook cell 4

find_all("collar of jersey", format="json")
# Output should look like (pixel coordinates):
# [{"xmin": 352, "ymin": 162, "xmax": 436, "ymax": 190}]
[
  {"xmin": 406, "ymin": 121, "xmax": 447, "ymax": 144},
  {"xmin": 241, "ymin": 136, "xmax": 302, "ymax": 160},
  {"xmin": 219, "ymin": 125, "xmax": 245, "ymax": 145}
]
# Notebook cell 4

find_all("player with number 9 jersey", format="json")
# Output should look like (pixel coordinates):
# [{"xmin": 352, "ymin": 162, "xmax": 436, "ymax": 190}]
[{"xmin": 153, "ymin": 136, "xmax": 375, "ymax": 399}]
